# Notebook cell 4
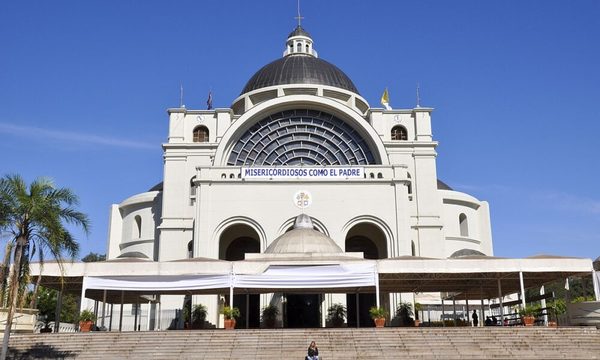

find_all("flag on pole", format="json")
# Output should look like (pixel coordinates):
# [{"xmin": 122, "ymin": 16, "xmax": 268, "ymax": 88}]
[
  {"xmin": 206, "ymin": 91, "xmax": 213, "ymax": 110},
  {"xmin": 380, "ymin": 88, "xmax": 391, "ymax": 110}
]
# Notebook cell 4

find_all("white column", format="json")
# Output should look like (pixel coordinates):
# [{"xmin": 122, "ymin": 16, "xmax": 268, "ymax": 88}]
[
  {"xmin": 375, "ymin": 271, "xmax": 380, "ymax": 309},
  {"xmin": 540, "ymin": 286, "xmax": 548, "ymax": 326},
  {"xmin": 593, "ymin": 271, "xmax": 600, "ymax": 301},
  {"xmin": 147, "ymin": 301, "xmax": 151, "ymax": 331},
  {"xmin": 79, "ymin": 278, "xmax": 88, "ymax": 313},
  {"xmin": 519, "ymin": 272, "xmax": 526, "ymax": 309},
  {"xmin": 497, "ymin": 279, "xmax": 504, "ymax": 326},
  {"xmin": 480, "ymin": 298, "xmax": 485, "ymax": 327}
]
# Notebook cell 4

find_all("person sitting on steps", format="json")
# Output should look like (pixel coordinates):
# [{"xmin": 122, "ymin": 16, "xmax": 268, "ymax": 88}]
[{"xmin": 306, "ymin": 341, "xmax": 319, "ymax": 360}]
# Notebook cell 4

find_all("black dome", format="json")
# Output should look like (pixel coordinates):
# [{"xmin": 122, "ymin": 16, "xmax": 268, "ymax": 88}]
[{"xmin": 241, "ymin": 55, "xmax": 359, "ymax": 95}]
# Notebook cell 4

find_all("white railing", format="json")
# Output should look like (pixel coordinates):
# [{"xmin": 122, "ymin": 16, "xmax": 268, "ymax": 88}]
[{"xmin": 34, "ymin": 321, "xmax": 77, "ymax": 333}]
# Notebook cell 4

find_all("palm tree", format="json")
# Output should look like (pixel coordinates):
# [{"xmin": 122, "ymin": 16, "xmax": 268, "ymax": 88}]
[{"xmin": 0, "ymin": 175, "xmax": 89, "ymax": 360}]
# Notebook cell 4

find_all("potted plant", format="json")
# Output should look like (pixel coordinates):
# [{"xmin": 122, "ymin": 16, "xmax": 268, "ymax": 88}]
[
  {"xmin": 78, "ymin": 309, "xmax": 96, "ymax": 332},
  {"xmin": 369, "ymin": 306, "xmax": 388, "ymax": 328},
  {"xmin": 326, "ymin": 303, "xmax": 346, "ymax": 327},
  {"xmin": 519, "ymin": 304, "xmax": 539, "ymax": 327},
  {"xmin": 192, "ymin": 304, "xmax": 208, "ymax": 329},
  {"xmin": 221, "ymin": 306, "xmax": 240, "ymax": 330},
  {"xmin": 414, "ymin": 302, "xmax": 422, "ymax": 327},
  {"xmin": 261, "ymin": 304, "xmax": 279, "ymax": 328},
  {"xmin": 548, "ymin": 299, "xmax": 566, "ymax": 327},
  {"xmin": 394, "ymin": 301, "xmax": 414, "ymax": 327}
]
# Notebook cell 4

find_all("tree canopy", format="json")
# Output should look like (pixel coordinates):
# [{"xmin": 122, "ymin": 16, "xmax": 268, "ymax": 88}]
[
  {"xmin": 82, "ymin": 252, "xmax": 106, "ymax": 262},
  {"xmin": 0, "ymin": 174, "xmax": 89, "ymax": 360}
]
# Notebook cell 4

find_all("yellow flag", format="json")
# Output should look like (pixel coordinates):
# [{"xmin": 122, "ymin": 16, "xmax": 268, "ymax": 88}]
[{"xmin": 380, "ymin": 88, "xmax": 391, "ymax": 109}]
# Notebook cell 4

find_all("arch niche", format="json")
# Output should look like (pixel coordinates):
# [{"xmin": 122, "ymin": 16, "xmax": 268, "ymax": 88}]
[
  {"xmin": 345, "ymin": 222, "xmax": 388, "ymax": 327},
  {"xmin": 219, "ymin": 223, "xmax": 261, "ymax": 328},
  {"xmin": 212, "ymin": 96, "xmax": 389, "ymax": 166}
]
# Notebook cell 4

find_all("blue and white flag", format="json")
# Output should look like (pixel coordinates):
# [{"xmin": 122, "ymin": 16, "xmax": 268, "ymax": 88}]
[{"xmin": 206, "ymin": 91, "xmax": 213, "ymax": 110}]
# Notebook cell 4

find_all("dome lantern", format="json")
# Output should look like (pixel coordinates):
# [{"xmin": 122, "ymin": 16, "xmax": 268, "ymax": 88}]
[{"xmin": 283, "ymin": 25, "xmax": 318, "ymax": 58}]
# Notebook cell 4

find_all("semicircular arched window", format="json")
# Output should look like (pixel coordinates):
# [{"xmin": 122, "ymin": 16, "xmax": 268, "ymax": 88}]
[
  {"xmin": 193, "ymin": 126, "xmax": 209, "ymax": 143},
  {"xmin": 459, "ymin": 213, "xmax": 469, "ymax": 237},
  {"xmin": 227, "ymin": 109, "xmax": 377, "ymax": 166},
  {"xmin": 391, "ymin": 125, "xmax": 408, "ymax": 141}
]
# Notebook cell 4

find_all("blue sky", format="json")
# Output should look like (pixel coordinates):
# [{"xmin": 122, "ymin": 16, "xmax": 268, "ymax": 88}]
[{"xmin": 1, "ymin": 1, "xmax": 598, "ymax": 259}]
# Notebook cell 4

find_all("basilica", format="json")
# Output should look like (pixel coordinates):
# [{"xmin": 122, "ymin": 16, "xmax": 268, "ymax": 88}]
[{"xmin": 102, "ymin": 24, "xmax": 495, "ymax": 328}]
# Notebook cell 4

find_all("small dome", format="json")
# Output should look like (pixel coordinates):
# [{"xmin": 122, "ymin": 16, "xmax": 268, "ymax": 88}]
[
  {"xmin": 117, "ymin": 251, "xmax": 149, "ymax": 259},
  {"xmin": 449, "ymin": 248, "xmax": 486, "ymax": 258},
  {"xmin": 265, "ymin": 214, "xmax": 343, "ymax": 254},
  {"xmin": 288, "ymin": 25, "xmax": 311, "ymax": 38}
]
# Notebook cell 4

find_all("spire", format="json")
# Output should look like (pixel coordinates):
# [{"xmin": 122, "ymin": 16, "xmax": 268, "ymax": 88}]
[
  {"xmin": 283, "ymin": 3, "xmax": 318, "ymax": 58},
  {"xmin": 294, "ymin": 0, "xmax": 304, "ymax": 27}
]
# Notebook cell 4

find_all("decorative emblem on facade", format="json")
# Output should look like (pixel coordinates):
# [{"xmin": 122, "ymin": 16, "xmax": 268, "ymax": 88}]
[{"xmin": 294, "ymin": 190, "xmax": 312, "ymax": 209}]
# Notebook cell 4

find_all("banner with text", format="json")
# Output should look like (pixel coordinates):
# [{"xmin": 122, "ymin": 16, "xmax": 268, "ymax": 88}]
[{"xmin": 241, "ymin": 167, "xmax": 365, "ymax": 180}]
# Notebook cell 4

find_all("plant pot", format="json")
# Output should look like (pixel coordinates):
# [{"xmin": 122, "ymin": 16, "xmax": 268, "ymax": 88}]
[
  {"xmin": 374, "ymin": 317, "xmax": 385, "ymax": 328},
  {"xmin": 548, "ymin": 321, "xmax": 558, "ymax": 328},
  {"xmin": 79, "ymin": 321, "xmax": 93, "ymax": 332},
  {"xmin": 224, "ymin": 318, "xmax": 236, "ymax": 330},
  {"xmin": 522, "ymin": 316, "xmax": 535, "ymax": 327},
  {"xmin": 264, "ymin": 319, "xmax": 276, "ymax": 328},
  {"xmin": 414, "ymin": 320, "xmax": 420, "ymax": 327}
]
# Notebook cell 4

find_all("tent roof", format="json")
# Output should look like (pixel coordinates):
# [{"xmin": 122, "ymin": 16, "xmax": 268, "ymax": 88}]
[{"xmin": 29, "ymin": 255, "xmax": 594, "ymax": 303}]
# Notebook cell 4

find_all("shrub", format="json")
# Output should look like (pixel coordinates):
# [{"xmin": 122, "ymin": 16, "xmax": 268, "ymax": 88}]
[
  {"xmin": 326, "ymin": 303, "xmax": 346, "ymax": 327},
  {"xmin": 261, "ymin": 305, "xmax": 279, "ymax": 328},
  {"xmin": 192, "ymin": 304, "xmax": 207, "ymax": 328},
  {"xmin": 78, "ymin": 309, "xmax": 96, "ymax": 322},
  {"xmin": 394, "ymin": 302, "xmax": 414, "ymax": 326},
  {"xmin": 519, "ymin": 304, "xmax": 540, "ymax": 317},
  {"xmin": 369, "ymin": 306, "xmax": 387, "ymax": 319},
  {"xmin": 221, "ymin": 306, "xmax": 240, "ymax": 320}
]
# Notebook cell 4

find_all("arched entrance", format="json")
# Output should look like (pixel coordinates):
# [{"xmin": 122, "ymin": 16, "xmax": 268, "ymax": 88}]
[
  {"xmin": 345, "ymin": 223, "xmax": 388, "ymax": 327},
  {"xmin": 219, "ymin": 224, "xmax": 261, "ymax": 328}
]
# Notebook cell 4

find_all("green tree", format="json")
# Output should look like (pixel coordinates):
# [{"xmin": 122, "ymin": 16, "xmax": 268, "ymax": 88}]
[
  {"xmin": 0, "ymin": 175, "xmax": 89, "ymax": 360},
  {"xmin": 81, "ymin": 252, "xmax": 106, "ymax": 262},
  {"xmin": 35, "ymin": 286, "xmax": 78, "ymax": 325}
]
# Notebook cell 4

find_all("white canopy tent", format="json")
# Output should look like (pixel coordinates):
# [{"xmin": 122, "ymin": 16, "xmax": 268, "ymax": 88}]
[
  {"xmin": 30, "ymin": 256, "xmax": 595, "ymax": 303},
  {"xmin": 29, "ymin": 255, "xmax": 596, "ymax": 330}
]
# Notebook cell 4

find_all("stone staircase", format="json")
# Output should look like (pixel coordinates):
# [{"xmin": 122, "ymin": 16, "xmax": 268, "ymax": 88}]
[{"xmin": 7, "ymin": 327, "xmax": 600, "ymax": 359}]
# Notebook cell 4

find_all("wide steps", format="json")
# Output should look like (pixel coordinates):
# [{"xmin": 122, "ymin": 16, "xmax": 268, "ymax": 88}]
[{"xmin": 7, "ymin": 327, "xmax": 600, "ymax": 359}]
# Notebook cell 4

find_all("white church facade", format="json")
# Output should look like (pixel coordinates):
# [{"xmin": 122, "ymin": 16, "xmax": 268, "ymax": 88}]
[{"xmin": 102, "ymin": 25, "xmax": 494, "ymax": 328}]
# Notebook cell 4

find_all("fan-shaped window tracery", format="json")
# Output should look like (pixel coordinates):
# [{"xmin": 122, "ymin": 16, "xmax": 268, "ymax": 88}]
[{"xmin": 227, "ymin": 109, "xmax": 376, "ymax": 166}]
